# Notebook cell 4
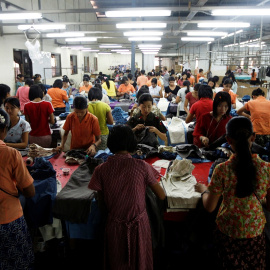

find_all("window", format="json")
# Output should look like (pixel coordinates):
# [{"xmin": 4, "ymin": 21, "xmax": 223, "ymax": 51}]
[
  {"xmin": 70, "ymin": 55, "xmax": 78, "ymax": 74},
  {"xmin": 51, "ymin": 53, "xmax": 62, "ymax": 77},
  {"xmin": 13, "ymin": 49, "xmax": 33, "ymax": 79},
  {"xmin": 84, "ymin": 56, "xmax": 90, "ymax": 72}
]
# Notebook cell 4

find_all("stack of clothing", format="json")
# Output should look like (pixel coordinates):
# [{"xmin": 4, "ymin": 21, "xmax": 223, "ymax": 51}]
[
  {"xmin": 161, "ymin": 159, "xmax": 201, "ymax": 210},
  {"xmin": 111, "ymin": 107, "xmax": 129, "ymax": 125}
]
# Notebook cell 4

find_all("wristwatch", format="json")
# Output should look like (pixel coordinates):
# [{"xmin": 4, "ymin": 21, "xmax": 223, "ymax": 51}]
[
  {"xmin": 92, "ymin": 143, "xmax": 97, "ymax": 149},
  {"xmin": 201, "ymin": 190, "xmax": 209, "ymax": 197}
]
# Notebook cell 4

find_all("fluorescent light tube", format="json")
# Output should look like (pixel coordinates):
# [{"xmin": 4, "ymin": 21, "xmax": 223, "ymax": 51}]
[
  {"xmin": 47, "ymin": 32, "xmax": 85, "ymax": 38},
  {"xmin": 65, "ymin": 37, "xmax": 97, "ymax": 42},
  {"xmin": 100, "ymin": 46, "xmax": 122, "ymax": 48},
  {"xmin": 124, "ymin": 31, "xmax": 163, "ymax": 36},
  {"xmin": 198, "ymin": 22, "xmax": 250, "ymax": 28},
  {"xmin": 181, "ymin": 37, "xmax": 214, "ymax": 41},
  {"xmin": 119, "ymin": 52, "xmax": 132, "ymax": 54},
  {"xmin": 111, "ymin": 49, "xmax": 130, "ymax": 51},
  {"xmin": 235, "ymin": 30, "xmax": 243, "ymax": 34},
  {"xmin": 116, "ymin": 22, "xmax": 167, "ymax": 29},
  {"xmin": 138, "ymin": 44, "xmax": 162, "ymax": 48},
  {"xmin": 98, "ymin": 52, "xmax": 112, "ymax": 55},
  {"xmin": 128, "ymin": 37, "xmax": 161, "ymax": 41},
  {"xmin": 18, "ymin": 24, "xmax": 66, "ymax": 30},
  {"xmin": 212, "ymin": 9, "xmax": 270, "ymax": 16},
  {"xmin": 142, "ymin": 52, "xmax": 158, "ymax": 54},
  {"xmin": 106, "ymin": 10, "xmax": 171, "ymax": 17},
  {"xmin": 0, "ymin": 13, "xmax": 42, "ymax": 20},
  {"xmin": 82, "ymin": 49, "xmax": 99, "ymax": 52},
  {"xmin": 187, "ymin": 31, "xmax": 227, "ymax": 36}
]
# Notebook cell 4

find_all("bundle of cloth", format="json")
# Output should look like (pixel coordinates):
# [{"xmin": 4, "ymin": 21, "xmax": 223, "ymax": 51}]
[
  {"xmin": 26, "ymin": 144, "xmax": 57, "ymax": 165},
  {"xmin": 161, "ymin": 159, "xmax": 201, "ymax": 210},
  {"xmin": 64, "ymin": 149, "xmax": 87, "ymax": 165},
  {"xmin": 111, "ymin": 107, "xmax": 128, "ymax": 125}
]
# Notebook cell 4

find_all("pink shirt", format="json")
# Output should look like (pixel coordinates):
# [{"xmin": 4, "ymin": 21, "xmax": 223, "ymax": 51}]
[
  {"xmin": 16, "ymin": 86, "xmax": 30, "ymax": 112},
  {"xmin": 137, "ymin": 75, "xmax": 148, "ymax": 89}
]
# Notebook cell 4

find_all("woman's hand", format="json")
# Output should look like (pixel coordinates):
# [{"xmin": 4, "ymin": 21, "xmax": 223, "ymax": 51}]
[
  {"xmin": 134, "ymin": 124, "xmax": 145, "ymax": 131},
  {"xmin": 86, "ymin": 144, "xmax": 97, "ymax": 156},
  {"xmin": 147, "ymin": 126, "xmax": 157, "ymax": 134},
  {"xmin": 200, "ymin": 136, "xmax": 209, "ymax": 147},
  {"xmin": 194, "ymin": 183, "xmax": 208, "ymax": 193}
]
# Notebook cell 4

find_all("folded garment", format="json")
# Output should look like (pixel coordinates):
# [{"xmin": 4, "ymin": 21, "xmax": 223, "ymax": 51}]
[
  {"xmin": 28, "ymin": 144, "xmax": 57, "ymax": 159},
  {"xmin": 59, "ymin": 112, "xmax": 71, "ymax": 120},
  {"xmin": 152, "ymin": 159, "xmax": 171, "ymax": 169},
  {"xmin": 176, "ymin": 144, "xmax": 204, "ymax": 159},
  {"xmin": 64, "ymin": 149, "xmax": 87, "ymax": 164},
  {"xmin": 158, "ymin": 151, "xmax": 178, "ymax": 160}
]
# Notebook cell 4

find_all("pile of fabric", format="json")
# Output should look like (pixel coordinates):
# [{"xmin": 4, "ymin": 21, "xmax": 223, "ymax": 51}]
[
  {"xmin": 64, "ymin": 149, "xmax": 87, "ymax": 165},
  {"xmin": 111, "ymin": 107, "xmax": 128, "ymax": 125},
  {"xmin": 161, "ymin": 159, "xmax": 201, "ymax": 210},
  {"xmin": 26, "ymin": 144, "xmax": 57, "ymax": 165}
]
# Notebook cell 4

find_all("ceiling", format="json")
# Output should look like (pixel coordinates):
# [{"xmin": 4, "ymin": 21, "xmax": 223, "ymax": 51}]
[{"xmin": 1, "ymin": 0, "xmax": 270, "ymax": 55}]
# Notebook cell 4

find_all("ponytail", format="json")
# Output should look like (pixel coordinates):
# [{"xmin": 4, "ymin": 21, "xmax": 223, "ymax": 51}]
[
  {"xmin": 233, "ymin": 129, "xmax": 257, "ymax": 198},
  {"xmin": 183, "ymin": 80, "xmax": 191, "ymax": 94},
  {"xmin": 105, "ymin": 78, "xmax": 110, "ymax": 89}
]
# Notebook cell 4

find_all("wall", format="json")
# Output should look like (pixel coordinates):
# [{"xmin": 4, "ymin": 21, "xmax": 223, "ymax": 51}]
[{"xmin": 97, "ymin": 53, "xmax": 143, "ymax": 76}]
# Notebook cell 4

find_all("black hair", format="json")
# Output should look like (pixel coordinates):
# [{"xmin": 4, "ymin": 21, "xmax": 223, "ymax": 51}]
[
  {"xmin": 138, "ymin": 93, "xmax": 153, "ymax": 105},
  {"xmin": 223, "ymin": 78, "xmax": 233, "ymax": 87},
  {"xmin": 183, "ymin": 80, "xmax": 191, "ymax": 94},
  {"xmin": 0, "ymin": 84, "xmax": 11, "ymax": 106},
  {"xmin": 229, "ymin": 73, "xmax": 236, "ymax": 83},
  {"xmin": 208, "ymin": 77, "xmax": 216, "ymax": 89},
  {"xmin": 198, "ymin": 85, "xmax": 213, "ymax": 99},
  {"xmin": 168, "ymin": 76, "xmax": 175, "ymax": 82},
  {"xmin": 252, "ymin": 88, "xmax": 265, "ymax": 97},
  {"xmin": 98, "ymin": 72, "xmax": 103, "ymax": 76},
  {"xmin": 221, "ymin": 76, "xmax": 229, "ymax": 85},
  {"xmin": 53, "ymin": 79, "xmax": 63, "ymax": 89},
  {"xmin": 33, "ymin": 74, "xmax": 41, "ymax": 80},
  {"xmin": 156, "ymin": 71, "xmax": 160, "ymax": 76},
  {"xmin": 88, "ymin": 87, "xmax": 103, "ymax": 101},
  {"xmin": 95, "ymin": 78, "xmax": 101, "ymax": 85},
  {"xmin": 163, "ymin": 67, "xmax": 167, "ymax": 71},
  {"xmin": 140, "ymin": 85, "xmax": 149, "ymax": 90},
  {"xmin": 226, "ymin": 117, "xmax": 257, "ymax": 198},
  {"xmin": 38, "ymin": 83, "xmax": 47, "ymax": 95},
  {"xmin": 83, "ymin": 74, "xmax": 90, "ymax": 79},
  {"xmin": 225, "ymin": 69, "xmax": 231, "ymax": 76},
  {"xmin": 151, "ymin": 78, "xmax": 157, "ymax": 85},
  {"xmin": 194, "ymin": 83, "xmax": 200, "ymax": 92},
  {"xmin": 252, "ymin": 69, "xmax": 255, "ymax": 77},
  {"xmin": 213, "ymin": 91, "xmax": 231, "ymax": 118},
  {"xmin": 83, "ymin": 77, "xmax": 90, "ymax": 82},
  {"xmin": 121, "ymin": 76, "xmax": 128, "ymax": 84},
  {"xmin": 199, "ymin": 69, "xmax": 203, "ymax": 73},
  {"xmin": 73, "ymin": 96, "xmax": 88, "ymax": 109},
  {"xmin": 127, "ymin": 73, "xmax": 133, "ymax": 80},
  {"xmin": 213, "ymin": 76, "xmax": 219, "ymax": 83},
  {"xmin": 136, "ymin": 87, "xmax": 150, "ymax": 101},
  {"xmin": 17, "ymin": 74, "xmax": 24, "ymax": 79},
  {"xmin": 147, "ymin": 72, "xmax": 152, "ymax": 76},
  {"xmin": 141, "ymin": 70, "xmax": 145, "ymax": 75},
  {"xmin": 170, "ymin": 69, "xmax": 175, "ymax": 75},
  {"xmin": 4, "ymin": 97, "xmax": 20, "ymax": 109},
  {"xmin": 29, "ymin": 85, "xmax": 43, "ymax": 101},
  {"xmin": 0, "ymin": 108, "xmax": 10, "ymax": 130},
  {"xmin": 107, "ymin": 125, "xmax": 137, "ymax": 154},
  {"xmin": 62, "ymin": 75, "xmax": 69, "ymax": 83},
  {"xmin": 25, "ymin": 78, "xmax": 33, "ymax": 87}
]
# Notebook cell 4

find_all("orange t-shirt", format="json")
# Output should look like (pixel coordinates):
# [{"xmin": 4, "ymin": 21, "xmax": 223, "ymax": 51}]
[
  {"xmin": 47, "ymin": 87, "xmax": 68, "ymax": 108},
  {"xmin": 188, "ymin": 76, "xmax": 195, "ymax": 86},
  {"xmin": 0, "ymin": 141, "xmax": 34, "ymax": 224},
  {"xmin": 118, "ymin": 83, "xmax": 135, "ymax": 94},
  {"xmin": 63, "ymin": 112, "xmax": 101, "ymax": 150},
  {"xmin": 213, "ymin": 89, "xmax": 237, "ymax": 104},
  {"xmin": 197, "ymin": 73, "xmax": 204, "ymax": 83},
  {"xmin": 146, "ymin": 79, "xmax": 162, "ymax": 87},
  {"xmin": 137, "ymin": 75, "xmax": 148, "ymax": 89},
  {"xmin": 244, "ymin": 96, "xmax": 270, "ymax": 135},
  {"xmin": 251, "ymin": 72, "xmax": 257, "ymax": 81},
  {"xmin": 79, "ymin": 85, "xmax": 92, "ymax": 93}
]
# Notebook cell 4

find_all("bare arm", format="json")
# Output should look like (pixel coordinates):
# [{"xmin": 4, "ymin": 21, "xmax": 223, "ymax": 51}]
[
  {"xmin": 175, "ymin": 96, "xmax": 181, "ymax": 104},
  {"xmin": 57, "ymin": 130, "xmax": 69, "ymax": 152},
  {"xmin": 49, "ymin": 113, "xmax": 55, "ymax": 124},
  {"xmin": 185, "ymin": 113, "xmax": 195, "ymax": 123},
  {"xmin": 184, "ymin": 98, "xmax": 189, "ymax": 114},
  {"xmin": 237, "ymin": 106, "xmax": 251, "ymax": 119},
  {"xmin": 106, "ymin": 111, "xmax": 114, "ymax": 125},
  {"xmin": 5, "ymin": 132, "xmax": 29, "ymax": 149},
  {"xmin": 150, "ymin": 182, "xmax": 166, "ymax": 200},
  {"xmin": 21, "ymin": 183, "xmax": 35, "ymax": 198}
]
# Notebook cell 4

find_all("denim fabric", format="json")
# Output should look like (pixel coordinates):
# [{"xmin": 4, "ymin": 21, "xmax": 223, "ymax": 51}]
[{"xmin": 26, "ymin": 158, "xmax": 57, "ymax": 227}]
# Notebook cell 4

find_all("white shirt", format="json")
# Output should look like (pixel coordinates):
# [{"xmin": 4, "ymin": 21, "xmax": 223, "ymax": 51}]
[{"xmin": 149, "ymin": 85, "xmax": 161, "ymax": 97}]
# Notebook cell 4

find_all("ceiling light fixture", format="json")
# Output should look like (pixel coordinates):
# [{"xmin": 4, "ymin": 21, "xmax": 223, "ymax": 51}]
[
  {"xmin": 116, "ymin": 22, "xmax": 167, "ymax": 29},
  {"xmin": 100, "ymin": 45, "xmax": 122, "ymax": 48},
  {"xmin": 124, "ymin": 31, "xmax": 163, "ymax": 36},
  {"xmin": 0, "ymin": 13, "xmax": 42, "ymax": 20},
  {"xmin": 98, "ymin": 52, "xmax": 112, "ymax": 55},
  {"xmin": 138, "ymin": 44, "xmax": 162, "ymax": 48},
  {"xmin": 142, "ymin": 52, "xmax": 158, "ymax": 54},
  {"xmin": 82, "ymin": 49, "xmax": 100, "ymax": 52},
  {"xmin": 128, "ymin": 37, "xmax": 161, "ymax": 41},
  {"xmin": 105, "ymin": 10, "xmax": 171, "ymax": 17},
  {"xmin": 47, "ymin": 32, "xmax": 85, "ymax": 38},
  {"xmin": 18, "ymin": 24, "xmax": 66, "ymax": 30},
  {"xmin": 65, "ymin": 37, "xmax": 97, "ymax": 42},
  {"xmin": 212, "ymin": 9, "xmax": 270, "ymax": 16},
  {"xmin": 198, "ymin": 22, "xmax": 250, "ymax": 28},
  {"xmin": 181, "ymin": 37, "xmax": 214, "ymax": 41},
  {"xmin": 111, "ymin": 49, "xmax": 130, "ymax": 51},
  {"xmin": 187, "ymin": 31, "xmax": 227, "ymax": 36},
  {"xmin": 119, "ymin": 52, "xmax": 132, "ymax": 54}
]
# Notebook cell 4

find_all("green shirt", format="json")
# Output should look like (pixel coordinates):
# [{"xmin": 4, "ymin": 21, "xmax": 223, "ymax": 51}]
[{"xmin": 88, "ymin": 101, "xmax": 111, "ymax": 135}]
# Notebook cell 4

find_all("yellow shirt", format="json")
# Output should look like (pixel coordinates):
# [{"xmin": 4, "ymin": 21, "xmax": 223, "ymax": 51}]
[{"xmin": 102, "ymin": 81, "xmax": 116, "ymax": 97}]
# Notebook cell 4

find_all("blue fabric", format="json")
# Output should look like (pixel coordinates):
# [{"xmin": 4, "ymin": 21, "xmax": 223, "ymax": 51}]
[
  {"xmin": 208, "ymin": 162, "xmax": 215, "ymax": 183},
  {"xmin": 242, "ymin": 95, "xmax": 251, "ymax": 102},
  {"xmin": 176, "ymin": 154, "xmax": 212, "ymax": 163},
  {"xmin": 109, "ymin": 97, "xmax": 117, "ymax": 102},
  {"xmin": 158, "ymin": 151, "xmax": 177, "ymax": 160},
  {"xmin": 65, "ymin": 198, "xmax": 102, "ymax": 240},
  {"xmin": 230, "ymin": 109, "xmax": 238, "ymax": 117},
  {"xmin": 59, "ymin": 112, "xmax": 71, "ymax": 119},
  {"xmin": 26, "ymin": 158, "xmax": 57, "ymax": 227},
  {"xmin": 111, "ymin": 107, "xmax": 128, "ymax": 125}
]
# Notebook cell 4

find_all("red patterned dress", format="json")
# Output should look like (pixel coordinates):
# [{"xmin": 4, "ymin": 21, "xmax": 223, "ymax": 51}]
[{"xmin": 88, "ymin": 153, "xmax": 159, "ymax": 270}]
